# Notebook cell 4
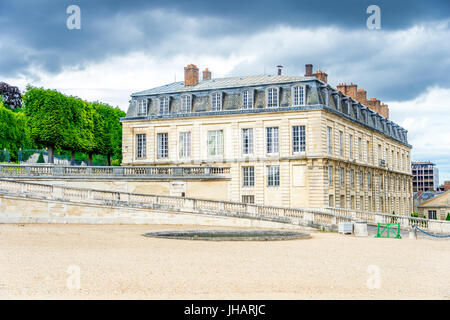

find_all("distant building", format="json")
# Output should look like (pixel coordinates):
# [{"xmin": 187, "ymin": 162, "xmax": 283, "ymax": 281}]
[
  {"xmin": 121, "ymin": 63, "xmax": 413, "ymax": 214},
  {"xmin": 411, "ymin": 162, "xmax": 439, "ymax": 192},
  {"xmin": 417, "ymin": 190, "xmax": 450, "ymax": 220},
  {"xmin": 444, "ymin": 180, "xmax": 450, "ymax": 191}
]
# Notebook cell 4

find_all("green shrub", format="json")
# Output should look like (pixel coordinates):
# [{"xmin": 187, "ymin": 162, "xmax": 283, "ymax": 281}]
[
  {"xmin": 446, "ymin": 213, "xmax": 450, "ymax": 221},
  {"xmin": 37, "ymin": 151, "xmax": 45, "ymax": 163}
]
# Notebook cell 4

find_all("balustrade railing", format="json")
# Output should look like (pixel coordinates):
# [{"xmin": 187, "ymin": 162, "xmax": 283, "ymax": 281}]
[
  {"xmin": 1, "ymin": 178, "xmax": 449, "ymax": 234},
  {"xmin": 0, "ymin": 164, "xmax": 230, "ymax": 179}
]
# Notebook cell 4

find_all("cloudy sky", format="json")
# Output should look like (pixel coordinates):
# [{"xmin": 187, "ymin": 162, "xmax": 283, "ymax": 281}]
[{"xmin": 1, "ymin": 0, "xmax": 449, "ymax": 182}]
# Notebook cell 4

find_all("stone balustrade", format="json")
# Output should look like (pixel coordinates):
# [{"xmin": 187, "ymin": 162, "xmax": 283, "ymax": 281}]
[
  {"xmin": 327, "ymin": 207, "xmax": 450, "ymax": 234},
  {"xmin": 0, "ymin": 164, "xmax": 230, "ymax": 179},
  {"xmin": 1, "ymin": 178, "xmax": 449, "ymax": 234}
]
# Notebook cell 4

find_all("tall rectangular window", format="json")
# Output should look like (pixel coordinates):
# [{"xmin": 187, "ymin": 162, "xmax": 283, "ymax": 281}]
[
  {"xmin": 367, "ymin": 140, "xmax": 370, "ymax": 163},
  {"xmin": 242, "ymin": 166, "xmax": 255, "ymax": 187},
  {"xmin": 242, "ymin": 128, "xmax": 254, "ymax": 156},
  {"xmin": 267, "ymin": 166, "xmax": 280, "ymax": 186},
  {"xmin": 328, "ymin": 166, "xmax": 333, "ymax": 186},
  {"xmin": 327, "ymin": 126, "xmax": 333, "ymax": 154},
  {"xmin": 359, "ymin": 171, "xmax": 363, "ymax": 189},
  {"xmin": 293, "ymin": 86, "xmax": 305, "ymax": 106},
  {"xmin": 350, "ymin": 169, "xmax": 354, "ymax": 188},
  {"xmin": 157, "ymin": 133, "xmax": 168, "ymax": 159},
  {"xmin": 368, "ymin": 172, "xmax": 372, "ymax": 188},
  {"xmin": 211, "ymin": 92, "xmax": 222, "ymax": 111},
  {"xmin": 339, "ymin": 131, "xmax": 344, "ymax": 156},
  {"xmin": 349, "ymin": 134, "xmax": 353, "ymax": 159},
  {"xmin": 340, "ymin": 168, "xmax": 344, "ymax": 187},
  {"xmin": 207, "ymin": 130, "xmax": 223, "ymax": 157},
  {"xmin": 181, "ymin": 95, "xmax": 191, "ymax": 113},
  {"xmin": 267, "ymin": 88, "xmax": 278, "ymax": 108},
  {"xmin": 292, "ymin": 125, "xmax": 306, "ymax": 153},
  {"xmin": 136, "ymin": 134, "xmax": 146, "ymax": 159},
  {"xmin": 179, "ymin": 132, "xmax": 191, "ymax": 158},
  {"xmin": 137, "ymin": 99, "xmax": 147, "ymax": 116},
  {"xmin": 266, "ymin": 127, "xmax": 279, "ymax": 154},
  {"xmin": 242, "ymin": 90, "xmax": 253, "ymax": 109},
  {"xmin": 159, "ymin": 97, "xmax": 169, "ymax": 114},
  {"xmin": 358, "ymin": 137, "xmax": 362, "ymax": 161}
]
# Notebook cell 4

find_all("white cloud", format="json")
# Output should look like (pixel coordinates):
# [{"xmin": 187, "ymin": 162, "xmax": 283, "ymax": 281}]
[{"xmin": 388, "ymin": 87, "xmax": 450, "ymax": 183}]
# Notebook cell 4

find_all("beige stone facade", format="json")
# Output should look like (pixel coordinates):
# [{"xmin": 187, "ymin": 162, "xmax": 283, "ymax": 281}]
[
  {"xmin": 418, "ymin": 190, "xmax": 450, "ymax": 220},
  {"xmin": 121, "ymin": 65, "xmax": 413, "ymax": 214}
]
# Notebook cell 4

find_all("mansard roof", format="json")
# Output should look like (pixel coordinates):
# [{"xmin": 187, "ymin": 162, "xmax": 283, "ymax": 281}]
[{"xmin": 132, "ymin": 74, "xmax": 310, "ymax": 97}]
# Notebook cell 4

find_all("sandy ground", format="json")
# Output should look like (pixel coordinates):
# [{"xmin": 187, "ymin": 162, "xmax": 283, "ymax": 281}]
[{"xmin": 0, "ymin": 223, "xmax": 449, "ymax": 300}]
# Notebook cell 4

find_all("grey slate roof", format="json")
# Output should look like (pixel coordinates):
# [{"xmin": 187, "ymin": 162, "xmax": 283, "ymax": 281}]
[{"xmin": 132, "ymin": 74, "xmax": 311, "ymax": 96}]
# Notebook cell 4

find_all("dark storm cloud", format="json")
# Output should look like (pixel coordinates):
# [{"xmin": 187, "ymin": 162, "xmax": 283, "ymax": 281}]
[{"xmin": 0, "ymin": 0, "xmax": 449, "ymax": 100}]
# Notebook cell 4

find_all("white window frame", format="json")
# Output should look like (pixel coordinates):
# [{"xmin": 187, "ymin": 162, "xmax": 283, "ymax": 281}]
[
  {"xmin": 327, "ymin": 126, "xmax": 333, "ymax": 154},
  {"xmin": 349, "ymin": 134, "xmax": 353, "ymax": 159},
  {"xmin": 137, "ymin": 99, "xmax": 147, "ymax": 116},
  {"xmin": 266, "ymin": 127, "xmax": 279, "ymax": 155},
  {"xmin": 207, "ymin": 130, "xmax": 224, "ymax": 157},
  {"xmin": 267, "ymin": 165, "xmax": 280, "ymax": 187},
  {"xmin": 292, "ymin": 125, "xmax": 306, "ymax": 154},
  {"xmin": 180, "ymin": 94, "xmax": 192, "ymax": 113},
  {"xmin": 136, "ymin": 134, "xmax": 146, "ymax": 159},
  {"xmin": 291, "ymin": 85, "xmax": 306, "ymax": 106},
  {"xmin": 266, "ymin": 87, "xmax": 279, "ymax": 108},
  {"xmin": 242, "ymin": 166, "xmax": 255, "ymax": 187},
  {"xmin": 335, "ymin": 94, "xmax": 341, "ymax": 112},
  {"xmin": 241, "ymin": 90, "xmax": 254, "ymax": 109},
  {"xmin": 241, "ymin": 128, "xmax": 254, "ymax": 156},
  {"xmin": 159, "ymin": 96, "xmax": 170, "ymax": 115},
  {"xmin": 179, "ymin": 131, "xmax": 191, "ymax": 159},
  {"xmin": 157, "ymin": 133, "xmax": 169, "ymax": 159},
  {"xmin": 210, "ymin": 92, "xmax": 222, "ymax": 111},
  {"xmin": 328, "ymin": 166, "xmax": 333, "ymax": 187},
  {"xmin": 339, "ymin": 131, "xmax": 344, "ymax": 156}
]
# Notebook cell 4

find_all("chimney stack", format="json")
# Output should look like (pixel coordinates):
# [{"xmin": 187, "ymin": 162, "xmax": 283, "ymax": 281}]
[
  {"xmin": 277, "ymin": 65, "xmax": 283, "ymax": 76},
  {"xmin": 313, "ymin": 70, "xmax": 328, "ymax": 83},
  {"xmin": 184, "ymin": 64, "xmax": 199, "ymax": 86},
  {"xmin": 305, "ymin": 64, "xmax": 313, "ymax": 77},
  {"xmin": 202, "ymin": 68, "xmax": 211, "ymax": 80}
]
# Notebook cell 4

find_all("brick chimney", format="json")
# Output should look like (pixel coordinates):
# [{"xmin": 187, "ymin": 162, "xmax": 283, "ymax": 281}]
[
  {"xmin": 184, "ymin": 64, "xmax": 199, "ymax": 86},
  {"xmin": 337, "ymin": 83, "xmax": 357, "ymax": 99},
  {"xmin": 313, "ymin": 70, "xmax": 328, "ymax": 83},
  {"xmin": 305, "ymin": 64, "xmax": 313, "ymax": 77},
  {"xmin": 277, "ymin": 65, "xmax": 283, "ymax": 76},
  {"xmin": 356, "ymin": 88, "xmax": 368, "ymax": 105},
  {"xmin": 202, "ymin": 68, "xmax": 211, "ymax": 80},
  {"xmin": 337, "ymin": 82, "xmax": 390, "ymax": 119}
]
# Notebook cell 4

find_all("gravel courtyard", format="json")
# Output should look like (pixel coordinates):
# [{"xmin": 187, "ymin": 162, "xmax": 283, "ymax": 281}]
[{"xmin": 0, "ymin": 223, "xmax": 449, "ymax": 299}]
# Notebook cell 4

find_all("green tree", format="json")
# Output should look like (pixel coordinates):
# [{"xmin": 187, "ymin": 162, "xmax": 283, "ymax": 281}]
[
  {"xmin": 63, "ymin": 96, "xmax": 95, "ymax": 165},
  {"xmin": 23, "ymin": 86, "xmax": 73, "ymax": 163},
  {"xmin": 0, "ymin": 99, "xmax": 34, "ymax": 161},
  {"xmin": 446, "ymin": 213, "xmax": 450, "ymax": 221},
  {"xmin": 91, "ymin": 102, "xmax": 125, "ymax": 165}
]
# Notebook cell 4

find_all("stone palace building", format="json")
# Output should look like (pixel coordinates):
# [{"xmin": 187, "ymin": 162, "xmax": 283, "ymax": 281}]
[{"xmin": 121, "ymin": 64, "xmax": 413, "ymax": 214}]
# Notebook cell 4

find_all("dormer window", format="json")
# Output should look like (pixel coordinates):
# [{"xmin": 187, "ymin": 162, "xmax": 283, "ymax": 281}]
[
  {"xmin": 242, "ymin": 90, "xmax": 253, "ymax": 109},
  {"xmin": 159, "ymin": 97, "xmax": 170, "ymax": 115},
  {"xmin": 180, "ymin": 95, "xmax": 191, "ymax": 113},
  {"xmin": 323, "ymin": 88, "xmax": 330, "ymax": 106},
  {"xmin": 266, "ymin": 87, "xmax": 279, "ymax": 108},
  {"xmin": 292, "ymin": 85, "xmax": 306, "ymax": 106},
  {"xmin": 336, "ymin": 94, "xmax": 341, "ymax": 112},
  {"xmin": 137, "ymin": 99, "xmax": 147, "ymax": 116},
  {"xmin": 211, "ymin": 92, "xmax": 222, "ymax": 111}
]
